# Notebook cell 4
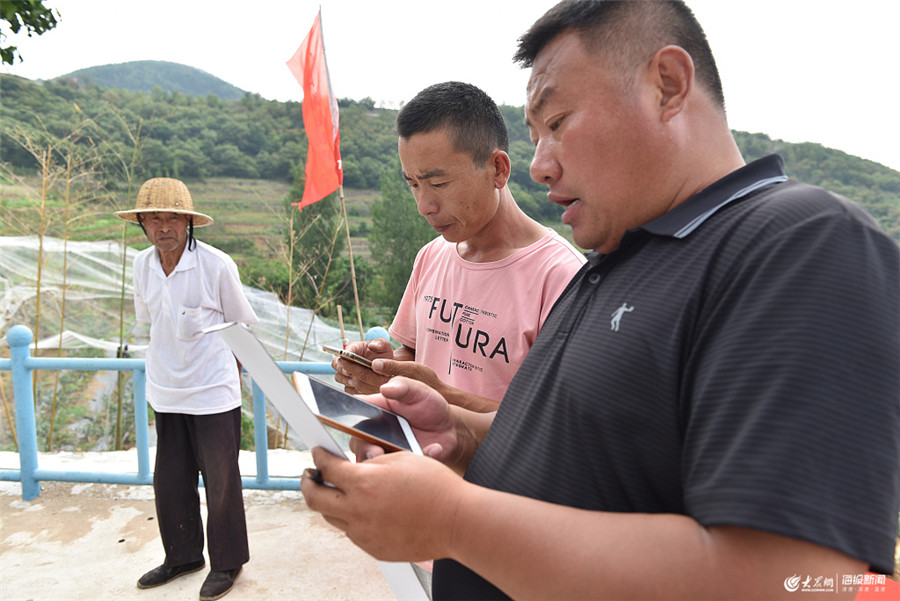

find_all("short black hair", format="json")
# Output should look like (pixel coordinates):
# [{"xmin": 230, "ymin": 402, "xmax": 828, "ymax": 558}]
[
  {"xmin": 514, "ymin": 0, "xmax": 725, "ymax": 110},
  {"xmin": 396, "ymin": 81, "xmax": 509, "ymax": 165}
]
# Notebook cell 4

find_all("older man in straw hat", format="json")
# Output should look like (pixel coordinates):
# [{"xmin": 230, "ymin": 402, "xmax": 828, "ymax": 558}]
[{"xmin": 116, "ymin": 177, "xmax": 257, "ymax": 601}]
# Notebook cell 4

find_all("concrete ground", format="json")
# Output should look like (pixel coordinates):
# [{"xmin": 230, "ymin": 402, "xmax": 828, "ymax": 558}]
[{"xmin": 0, "ymin": 449, "xmax": 398, "ymax": 601}]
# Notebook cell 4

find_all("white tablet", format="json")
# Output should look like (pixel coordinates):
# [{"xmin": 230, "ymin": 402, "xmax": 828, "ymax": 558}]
[
  {"xmin": 292, "ymin": 372, "xmax": 422, "ymax": 454},
  {"xmin": 204, "ymin": 321, "xmax": 422, "ymax": 457}
]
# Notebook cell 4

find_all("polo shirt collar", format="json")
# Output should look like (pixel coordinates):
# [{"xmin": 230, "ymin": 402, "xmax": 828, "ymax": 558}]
[
  {"xmin": 641, "ymin": 154, "xmax": 788, "ymax": 239},
  {"xmin": 150, "ymin": 243, "xmax": 198, "ymax": 277}
]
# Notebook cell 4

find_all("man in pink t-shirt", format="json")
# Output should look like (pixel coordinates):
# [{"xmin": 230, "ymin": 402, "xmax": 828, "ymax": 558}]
[{"xmin": 333, "ymin": 82, "xmax": 584, "ymax": 412}]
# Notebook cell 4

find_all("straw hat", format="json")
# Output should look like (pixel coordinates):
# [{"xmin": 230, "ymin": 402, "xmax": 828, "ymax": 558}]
[{"xmin": 114, "ymin": 178, "xmax": 213, "ymax": 227}]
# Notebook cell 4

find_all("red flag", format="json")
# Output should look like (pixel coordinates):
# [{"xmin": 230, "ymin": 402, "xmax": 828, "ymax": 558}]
[{"xmin": 286, "ymin": 10, "xmax": 343, "ymax": 209}]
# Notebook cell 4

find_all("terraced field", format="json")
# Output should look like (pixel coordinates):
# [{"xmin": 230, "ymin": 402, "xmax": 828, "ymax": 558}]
[{"xmin": 0, "ymin": 174, "xmax": 380, "ymax": 263}]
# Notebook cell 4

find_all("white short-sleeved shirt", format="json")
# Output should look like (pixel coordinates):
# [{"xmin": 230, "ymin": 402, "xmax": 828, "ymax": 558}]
[{"xmin": 133, "ymin": 240, "xmax": 258, "ymax": 415}]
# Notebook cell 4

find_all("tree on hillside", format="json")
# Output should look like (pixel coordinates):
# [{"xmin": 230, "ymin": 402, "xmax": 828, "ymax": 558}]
[
  {"xmin": 1, "ymin": 0, "xmax": 59, "ymax": 64},
  {"xmin": 369, "ymin": 159, "xmax": 437, "ymax": 310}
]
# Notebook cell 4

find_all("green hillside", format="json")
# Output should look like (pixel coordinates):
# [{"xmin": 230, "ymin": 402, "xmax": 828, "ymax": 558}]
[
  {"xmin": 58, "ymin": 60, "xmax": 246, "ymax": 100},
  {"xmin": 2, "ymin": 62, "xmax": 899, "ymax": 324},
  {"xmin": 2, "ymin": 66, "xmax": 898, "ymax": 240}
]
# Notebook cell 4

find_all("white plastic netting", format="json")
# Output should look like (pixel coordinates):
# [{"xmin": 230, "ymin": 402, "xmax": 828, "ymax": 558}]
[{"xmin": 0, "ymin": 235, "xmax": 354, "ymax": 362}]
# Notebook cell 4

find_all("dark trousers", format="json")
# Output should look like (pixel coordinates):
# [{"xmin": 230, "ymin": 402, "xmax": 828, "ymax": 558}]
[{"xmin": 153, "ymin": 408, "xmax": 249, "ymax": 572}]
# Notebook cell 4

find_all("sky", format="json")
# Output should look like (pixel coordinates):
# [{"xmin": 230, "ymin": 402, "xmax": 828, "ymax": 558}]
[{"xmin": 2, "ymin": 0, "xmax": 898, "ymax": 172}]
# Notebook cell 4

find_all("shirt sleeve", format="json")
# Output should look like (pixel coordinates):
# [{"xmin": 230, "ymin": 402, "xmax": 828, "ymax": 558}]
[
  {"xmin": 682, "ymin": 197, "xmax": 900, "ymax": 574},
  {"xmin": 536, "ymin": 234, "xmax": 586, "ymax": 326},
  {"xmin": 218, "ymin": 256, "xmax": 258, "ymax": 325},
  {"xmin": 388, "ymin": 246, "xmax": 426, "ymax": 350},
  {"xmin": 133, "ymin": 254, "xmax": 150, "ymax": 324}
]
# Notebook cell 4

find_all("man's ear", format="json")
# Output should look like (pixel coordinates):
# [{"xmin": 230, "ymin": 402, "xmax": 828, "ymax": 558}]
[
  {"xmin": 489, "ymin": 150, "xmax": 512, "ymax": 188},
  {"xmin": 651, "ymin": 45, "xmax": 693, "ymax": 123}
]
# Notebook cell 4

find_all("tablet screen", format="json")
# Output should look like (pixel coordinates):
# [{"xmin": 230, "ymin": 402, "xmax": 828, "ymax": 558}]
[{"xmin": 300, "ymin": 375, "xmax": 418, "ymax": 453}]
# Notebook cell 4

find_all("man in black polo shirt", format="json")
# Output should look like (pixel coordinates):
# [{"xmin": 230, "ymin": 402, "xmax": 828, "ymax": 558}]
[{"xmin": 302, "ymin": 2, "xmax": 900, "ymax": 599}]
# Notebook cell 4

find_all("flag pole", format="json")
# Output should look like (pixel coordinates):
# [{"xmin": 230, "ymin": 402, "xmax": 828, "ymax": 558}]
[
  {"xmin": 286, "ymin": 10, "xmax": 362, "ymax": 339},
  {"xmin": 338, "ymin": 184, "xmax": 364, "ymax": 339}
]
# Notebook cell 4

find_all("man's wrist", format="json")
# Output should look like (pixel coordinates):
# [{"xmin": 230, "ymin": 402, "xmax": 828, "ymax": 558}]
[{"xmin": 443, "ymin": 406, "xmax": 484, "ymax": 473}]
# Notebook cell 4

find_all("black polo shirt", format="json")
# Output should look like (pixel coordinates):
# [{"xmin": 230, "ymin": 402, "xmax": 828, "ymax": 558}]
[{"xmin": 433, "ymin": 155, "xmax": 900, "ymax": 600}]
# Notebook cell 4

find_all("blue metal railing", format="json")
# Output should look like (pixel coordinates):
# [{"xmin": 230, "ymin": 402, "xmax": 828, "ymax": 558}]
[{"xmin": 0, "ymin": 324, "xmax": 362, "ymax": 501}]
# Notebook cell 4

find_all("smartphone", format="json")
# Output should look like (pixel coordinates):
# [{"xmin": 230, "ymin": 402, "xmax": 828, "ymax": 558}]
[
  {"xmin": 291, "ymin": 372, "xmax": 421, "ymax": 454},
  {"xmin": 322, "ymin": 344, "xmax": 373, "ymax": 368}
]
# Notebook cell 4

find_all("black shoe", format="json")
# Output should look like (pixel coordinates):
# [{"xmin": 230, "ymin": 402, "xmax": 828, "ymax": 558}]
[
  {"xmin": 199, "ymin": 567, "xmax": 242, "ymax": 601},
  {"xmin": 137, "ymin": 559, "xmax": 206, "ymax": 589}
]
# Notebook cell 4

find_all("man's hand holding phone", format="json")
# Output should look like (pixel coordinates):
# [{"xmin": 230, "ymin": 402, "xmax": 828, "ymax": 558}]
[
  {"xmin": 331, "ymin": 339, "xmax": 449, "ymax": 395},
  {"xmin": 329, "ymin": 339, "xmax": 394, "ymax": 394},
  {"xmin": 332, "ymin": 339, "xmax": 501, "ymax": 413}
]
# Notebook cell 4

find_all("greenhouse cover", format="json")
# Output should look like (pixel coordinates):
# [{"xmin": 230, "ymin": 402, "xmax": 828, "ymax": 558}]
[{"xmin": 0, "ymin": 236, "xmax": 350, "ymax": 362}]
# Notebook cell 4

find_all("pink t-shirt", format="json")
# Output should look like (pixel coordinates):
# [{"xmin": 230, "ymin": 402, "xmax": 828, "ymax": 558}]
[{"xmin": 389, "ymin": 229, "xmax": 585, "ymax": 402}]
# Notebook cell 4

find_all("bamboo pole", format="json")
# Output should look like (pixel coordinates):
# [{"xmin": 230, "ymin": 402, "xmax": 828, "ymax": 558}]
[
  {"xmin": 282, "ymin": 210, "xmax": 296, "ymax": 360},
  {"xmin": 337, "ymin": 305, "xmax": 347, "ymax": 347},
  {"xmin": 47, "ymin": 149, "xmax": 74, "ymax": 451},
  {"xmin": 32, "ymin": 148, "xmax": 50, "ymax": 398},
  {"xmin": 298, "ymin": 214, "xmax": 342, "ymax": 358},
  {"xmin": 274, "ymin": 209, "xmax": 299, "ymax": 450},
  {"xmin": 114, "ymin": 116, "xmax": 143, "ymax": 451},
  {"xmin": 114, "ymin": 221, "xmax": 129, "ymax": 450},
  {"xmin": 338, "ymin": 186, "xmax": 364, "ymax": 339}
]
